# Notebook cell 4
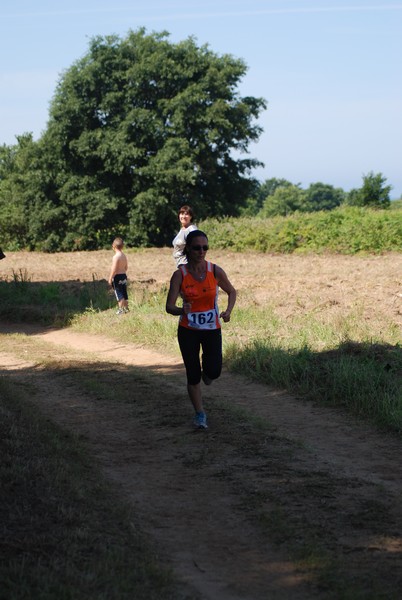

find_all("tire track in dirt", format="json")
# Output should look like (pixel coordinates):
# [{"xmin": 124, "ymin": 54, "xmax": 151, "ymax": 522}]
[
  {"xmin": 1, "ymin": 322, "xmax": 402, "ymax": 599},
  {"xmin": 10, "ymin": 323, "xmax": 402, "ymax": 494}
]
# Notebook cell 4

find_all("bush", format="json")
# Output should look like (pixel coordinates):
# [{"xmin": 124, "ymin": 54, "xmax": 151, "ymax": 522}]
[{"xmin": 201, "ymin": 206, "xmax": 402, "ymax": 254}]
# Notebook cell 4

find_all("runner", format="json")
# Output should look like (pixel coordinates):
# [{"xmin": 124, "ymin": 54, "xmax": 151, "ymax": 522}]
[{"xmin": 166, "ymin": 230, "xmax": 237, "ymax": 429}]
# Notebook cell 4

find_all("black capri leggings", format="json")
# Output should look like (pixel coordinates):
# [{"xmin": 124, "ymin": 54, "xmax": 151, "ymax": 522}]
[{"xmin": 178, "ymin": 326, "xmax": 222, "ymax": 385}]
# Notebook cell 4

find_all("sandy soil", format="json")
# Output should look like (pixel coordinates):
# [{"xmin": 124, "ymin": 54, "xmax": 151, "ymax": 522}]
[{"xmin": 1, "ymin": 250, "xmax": 402, "ymax": 598}]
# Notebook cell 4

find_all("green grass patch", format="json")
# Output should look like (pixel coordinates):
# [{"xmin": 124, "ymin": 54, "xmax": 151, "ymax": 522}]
[
  {"xmin": 0, "ymin": 271, "xmax": 112, "ymax": 326},
  {"xmin": 0, "ymin": 377, "xmax": 181, "ymax": 600},
  {"xmin": 71, "ymin": 283, "xmax": 178, "ymax": 351},
  {"xmin": 226, "ymin": 339, "xmax": 402, "ymax": 432}
]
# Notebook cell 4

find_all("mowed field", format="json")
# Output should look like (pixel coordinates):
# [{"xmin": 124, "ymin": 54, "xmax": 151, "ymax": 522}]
[{"xmin": 1, "ymin": 247, "xmax": 401, "ymax": 341}]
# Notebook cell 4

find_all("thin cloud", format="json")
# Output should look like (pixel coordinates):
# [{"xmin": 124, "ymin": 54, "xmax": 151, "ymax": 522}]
[
  {"xmin": 144, "ymin": 4, "xmax": 402, "ymax": 22},
  {"xmin": 1, "ymin": 4, "xmax": 402, "ymax": 21}
]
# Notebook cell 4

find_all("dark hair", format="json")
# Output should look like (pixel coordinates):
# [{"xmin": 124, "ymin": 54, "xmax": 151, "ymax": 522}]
[
  {"xmin": 183, "ymin": 229, "xmax": 208, "ymax": 258},
  {"xmin": 178, "ymin": 204, "xmax": 194, "ymax": 222}
]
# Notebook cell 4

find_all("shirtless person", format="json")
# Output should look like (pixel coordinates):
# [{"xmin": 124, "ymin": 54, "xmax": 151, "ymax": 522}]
[{"xmin": 108, "ymin": 237, "xmax": 129, "ymax": 315}]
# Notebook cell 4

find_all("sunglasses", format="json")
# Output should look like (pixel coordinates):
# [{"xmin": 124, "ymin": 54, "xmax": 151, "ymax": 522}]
[{"xmin": 191, "ymin": 245, "xmax": 209, "ymax": 251}]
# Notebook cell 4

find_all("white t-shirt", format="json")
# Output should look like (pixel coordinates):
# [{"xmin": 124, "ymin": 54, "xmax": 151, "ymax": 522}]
[{"xmin": 172, "ymin": 224, "xmax": 197, "ymax": 266}]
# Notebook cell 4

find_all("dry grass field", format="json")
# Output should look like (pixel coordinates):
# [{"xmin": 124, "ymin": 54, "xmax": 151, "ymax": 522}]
[{"xmin": 1, "ymin": 248, "xmax": 401, "ymax": 340}]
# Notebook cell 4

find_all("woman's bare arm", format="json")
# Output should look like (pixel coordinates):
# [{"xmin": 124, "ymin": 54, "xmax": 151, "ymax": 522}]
[
  {"xmin": 166, "ymin": 270, "xmax": 187, "ymax": 316},
  {"xmin": 215, "ymin": 265, "xmax": 237, "ymax": 322}
]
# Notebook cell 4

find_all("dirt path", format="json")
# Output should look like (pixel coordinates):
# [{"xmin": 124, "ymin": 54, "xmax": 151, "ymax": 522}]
[{"xmin": 1, "ymin": 322, "xmax": 402, "ymax": 599}]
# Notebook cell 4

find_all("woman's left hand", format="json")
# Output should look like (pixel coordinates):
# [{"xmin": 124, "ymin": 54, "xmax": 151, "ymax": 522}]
[
  {"xmin": 220, "ymin": 310, "xmax": 231, "ymax": 322},
  {"xmin": 183, "ymin": 302, "xmax": 192, "ymax": 315}
]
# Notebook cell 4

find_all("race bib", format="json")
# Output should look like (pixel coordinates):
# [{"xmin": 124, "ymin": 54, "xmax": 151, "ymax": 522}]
[{"xmin": 187, "ymin": 309, "xmax": 218, "ymax": 330}]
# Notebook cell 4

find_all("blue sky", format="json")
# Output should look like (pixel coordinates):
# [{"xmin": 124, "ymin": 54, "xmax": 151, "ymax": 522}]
[{"xmin": 1, "ymin": 0, "xmax": 401, "ymax": 195}]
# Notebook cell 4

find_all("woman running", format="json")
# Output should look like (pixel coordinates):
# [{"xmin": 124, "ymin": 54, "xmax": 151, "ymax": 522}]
[{"xmin": 166, "ymin": 230, "xmax": 237, "ymax": 429}]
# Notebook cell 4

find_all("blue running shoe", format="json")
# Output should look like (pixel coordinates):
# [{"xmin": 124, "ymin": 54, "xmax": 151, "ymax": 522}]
[{"xmin": 193, "ymin": 411, "xmax": 208, "ymax": 429}]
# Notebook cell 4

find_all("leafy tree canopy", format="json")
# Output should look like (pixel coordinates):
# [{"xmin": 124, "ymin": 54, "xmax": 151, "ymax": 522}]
[
  {"xmin": 0, "ymin": 134, "xmax": 61, "ymax": 250},
  {"xmin": 258, "ymin": 177, "xmax": 294, "ymax": 201},
  {"xmin": 240, "ymin": 178, "xmax": 294, "ymax": 216},
  {"xmin": 26, "ymin": 28, "xmax": 266, "ymax": 249},
  {"xmin": 304, "ymin": 182, "xmax": 344, "ymax": 212},
  {"xmin": 242, "ymin": 178, "xmax": 347, "ymax": 218},
  {"xmin": 253, "ymin": 180, "xmax": 344, "ymax": 218},
  {"xmin": 345, "ymin": 171, "xmax": 392, "ymax": 209},
  {"xmin": 259, "ymin": 184, "xmax": 306, "ymax": 217}
]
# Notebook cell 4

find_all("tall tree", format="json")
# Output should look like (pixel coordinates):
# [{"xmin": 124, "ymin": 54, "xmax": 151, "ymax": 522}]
[
  {"xmin": 259, "ymin": 184, "xmax": 306, "ymax": 217},
  {"xmin": 0, "ymin": 135, "xmax": 53, "ymax": 249},
  {"xmin": 0, "ymin": 133, "xmax": 69, "ymax": 251},
  {"xmin": 240, "ymin": 178, "xmax": 294, "ymax": 216},
  {"xmin": 0, "ymin": 140, "xmax": 28, "ymax": 249},
  {"xmin": 41, "ymin": 29, "xmax": 266, "ymax": 248},
  {"xmin": 346, "ymin": 172, "xmax": 392, "ymax": 209},
  {"xmin": 304, "ymin": 182, "xmax": 344, "ymax": 212}
]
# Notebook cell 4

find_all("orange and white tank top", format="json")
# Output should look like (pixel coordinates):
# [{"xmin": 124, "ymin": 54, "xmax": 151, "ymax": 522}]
[{"xmin": 179, "ymin": 261, "xmax": 221, "ymax": 330}]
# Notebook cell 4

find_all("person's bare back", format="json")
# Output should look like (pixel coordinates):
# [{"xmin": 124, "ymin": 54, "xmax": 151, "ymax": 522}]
[
  {"xmin": 109, "ymin": 250, "xmax": 128, "ymax": 280},
  {"xmin": 108, "ymin": 239, "xmax": 128, "ymax": 285},
  {"xmin": 109, "ymin": 238, "xmax": 129, "ymax": 313}
]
